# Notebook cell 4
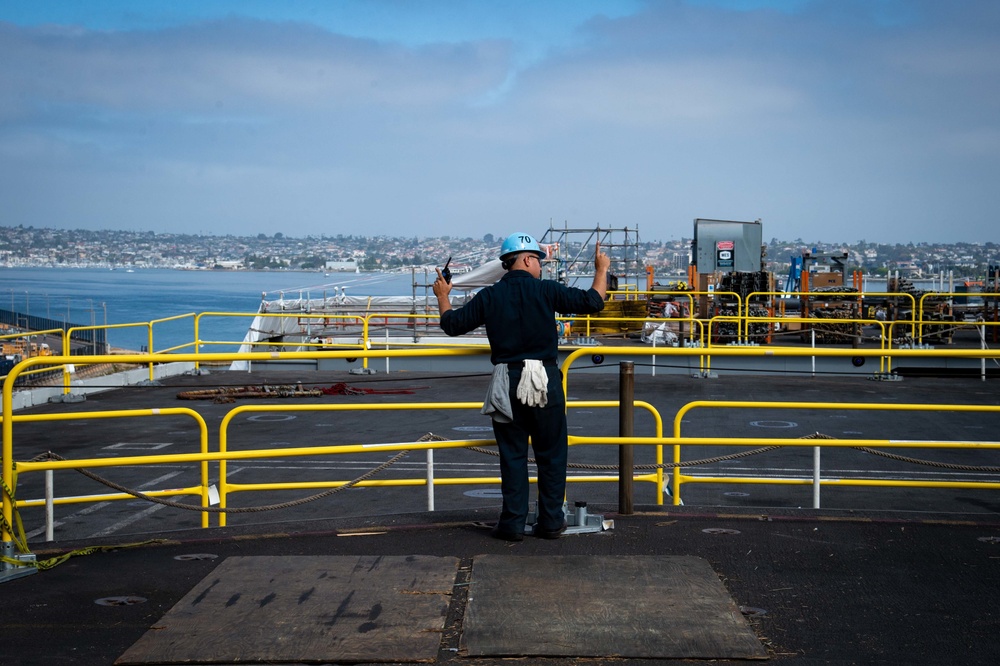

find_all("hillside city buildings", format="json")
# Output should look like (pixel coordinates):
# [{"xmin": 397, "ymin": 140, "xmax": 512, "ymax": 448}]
[{"xmin": 0, "ymin": 224, "xmax": 996, "ymax": 278}]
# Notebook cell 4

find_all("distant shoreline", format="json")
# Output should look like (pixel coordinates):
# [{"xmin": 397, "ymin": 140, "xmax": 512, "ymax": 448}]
[
  {"xmin": 0, "ymin": 264, "xmax": 986, "ymax": 282},
  {"xmin": 0, "ymin": 265, "xmax": 397, "ymax": 274}
]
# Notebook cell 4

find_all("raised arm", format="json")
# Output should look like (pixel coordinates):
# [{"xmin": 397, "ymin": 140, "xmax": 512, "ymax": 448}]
[
  {"xmin": 591, "ymin": 241, "xmax": 610, "ymax": 299},
  {"xmin": 433, "ymin": 267, "xmax": 453, "ymax": 315}
]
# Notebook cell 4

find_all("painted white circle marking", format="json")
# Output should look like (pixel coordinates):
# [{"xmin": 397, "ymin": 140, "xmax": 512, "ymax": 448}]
[
  {"xmin": 453, "ymin": 426, "xmax": 494, "ymax": 432},
  {"xmin": 246, "ymin": 414, "xmax": 296, "ymax": 422},
  {"xmin": 464, "ymin": 489, "xmax": 503, "ymax": 498},
  {"xmin": 749, "ymin": 420, "xmax": 798, "ymax": 428}
]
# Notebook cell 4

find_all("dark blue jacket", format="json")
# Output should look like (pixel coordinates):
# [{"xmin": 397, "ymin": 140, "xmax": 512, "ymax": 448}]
[{"xmin": 440, "ymin": 270, "xmax": 604, "ymax": 365}]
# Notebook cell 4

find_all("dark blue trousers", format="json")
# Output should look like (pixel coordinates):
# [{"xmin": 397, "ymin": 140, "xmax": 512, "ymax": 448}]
[{"xmin": 491, "ymin": 366, "xmax": 567, "ymax": 534}]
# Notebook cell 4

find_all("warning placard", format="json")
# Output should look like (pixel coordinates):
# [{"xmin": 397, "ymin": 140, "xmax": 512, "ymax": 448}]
[{"xmin": 716, "ymin": 241, "xmax": 734, "ymax": 269}]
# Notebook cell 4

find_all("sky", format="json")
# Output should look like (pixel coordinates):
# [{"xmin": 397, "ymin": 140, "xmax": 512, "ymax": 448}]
[{"xmin": 1, "ymin": 0, "xmax": 998, "ymax": 245}]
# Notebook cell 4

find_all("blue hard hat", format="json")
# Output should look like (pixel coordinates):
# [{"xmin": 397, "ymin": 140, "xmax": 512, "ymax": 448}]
[{"xmin": 499, "ymin": 232, "xmax": 546, "ymax": 260}]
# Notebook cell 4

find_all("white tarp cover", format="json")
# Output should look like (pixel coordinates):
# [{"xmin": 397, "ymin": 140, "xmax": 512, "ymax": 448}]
[{"xmin": 451, "ymin": 259, "xmax": 505, "ymax": 289}]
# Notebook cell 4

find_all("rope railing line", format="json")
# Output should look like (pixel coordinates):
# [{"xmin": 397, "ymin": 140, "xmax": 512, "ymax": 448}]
[
  {"xmin": 465, "ymin": 444, "xmax": 781, "ymax": 470},
  {"xmin": 468, "ymin": 433, "xmax": 1000, "ymax": 474},
  {"xmin": 32, "ymin": 450, "xmax": 409, "ymax": 514},
  {"xmin": 801, "ymin": 432, "xmax": 1000, "ymax": 473}
]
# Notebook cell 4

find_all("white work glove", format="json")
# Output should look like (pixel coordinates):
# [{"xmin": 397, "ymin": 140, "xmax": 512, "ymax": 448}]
[{"xmin": 516, "ymin": 360, "xmax": 549, "ymax": 408}]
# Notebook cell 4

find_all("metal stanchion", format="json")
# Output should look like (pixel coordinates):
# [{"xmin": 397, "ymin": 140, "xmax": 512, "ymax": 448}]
[{"xmin": 618, "ymin": 361, "xmax": 634, "ymax": 515}]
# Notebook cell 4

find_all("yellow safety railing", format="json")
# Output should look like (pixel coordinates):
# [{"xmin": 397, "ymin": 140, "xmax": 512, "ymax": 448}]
[
  {"xmin": 616, "ymin": 288, "xmax": 696, "ymax": 313},
  {"xmin": 195, "ymin": 311, "xmax": 367, "ymax": 348},
  {"xmin": 214, "ymin": 399, "xmax": 666, "ymax": 527},
  {"xmin": 338, "ymin": 289, "xmax": 991, "ymax": 366},
  {"xmin": 148, "ymin": 313, "xmax": 199, "ymax": 354},
  {"xmin": 361, "ymin": 312, "xmax": 447, "ymax": 372},
  {"xmin": 10, "ymin": 287, "xmax": 975, "ymax": 384},
  {"xmin": 17, "ymin": 429, "xmax": 497, "ymax": 530},
  {"xmin": 5, "ymin": 343, "xmax": 1000, "ymax": 550},
  {"xmin": 11, "ymin": 409, "xmax": 211, "ymax": 526},
  {"xmin": 590, "ymin": 289, "xmax": 718, "ymax": 346},
  {"xmin": 566, "ymin": 400, "xmax": 666, "ymax": 503},
  {"xmin": 1, "ymin": 327, "xmax": 67, "ymax": 348},
  {"xmin": 916, "ymin": 291, "xmax": 998, "ymax": 344},
  {"xmin": 667, "ymin": 399, "xmax": 1000, "ymax": 505},
  {"xmin": 559, "ymin": 345, "xmax": 1000, "ymax": 397},
  {"xmin": 194, "ymin": 311, "xmax": 368, "ymax": 369},
  {"xmin": 1, "ymin": 328, "xmax": 69, "ymax": 382},
  {"xmin": 2, "ymin": 348, "xmax": 487, "ymax": 544},
  {"xmin": 749, "ymin": 290, "xmax": 919, "ymax": 342},
  {"xmin": 1, "ymin": 348, "xmax": 672, "ymax": 540},
  {"xmin": 4, "ymin": 394, "xmax": 662, "ymax": 539},
  {"xmin": 9, "ymin": 283, "xmax": 990, "ymax": 373},
  {"xmin": 712, "ymin": 315, "xmax": 894, "ymax": 374},
  {"xmin": 216, "ymin": 401, "xmax": 491, "ymax": 527},
  {"xmin": 611, "ymin": 283, "xmax": 640, "ymax": 300}
]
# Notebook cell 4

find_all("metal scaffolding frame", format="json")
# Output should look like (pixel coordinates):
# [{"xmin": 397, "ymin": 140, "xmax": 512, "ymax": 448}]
[{"xmin": 539, "ymin": 223, "xmax": 643, "ymax": 289}]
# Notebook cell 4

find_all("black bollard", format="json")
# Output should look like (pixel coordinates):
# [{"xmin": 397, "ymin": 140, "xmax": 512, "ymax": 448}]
[{"xmin": 618, "ymin": 361, "xmax": 634, "ymax": 515}]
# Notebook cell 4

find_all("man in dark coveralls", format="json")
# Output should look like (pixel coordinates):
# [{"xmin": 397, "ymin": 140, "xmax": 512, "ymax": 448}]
[{"xmin": 433, "ymin": 232, "xmax": 610, "ymax": 540}]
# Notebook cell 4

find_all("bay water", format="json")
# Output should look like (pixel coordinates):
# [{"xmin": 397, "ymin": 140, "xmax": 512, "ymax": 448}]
[{"xmin": 1, "ymin": 267, "xmax": 427, "ymax": 353}]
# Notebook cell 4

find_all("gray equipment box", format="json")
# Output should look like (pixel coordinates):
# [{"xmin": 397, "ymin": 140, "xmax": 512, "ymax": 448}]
[{"xmin": 693, "ymin": 218, "xmax": 763, "ymax": 273}]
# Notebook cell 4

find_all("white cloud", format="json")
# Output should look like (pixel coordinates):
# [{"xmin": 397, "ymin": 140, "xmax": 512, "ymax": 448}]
[
  {"xmin": 1, "ymin": 2, "xmax": 998, "ymax": 243},
  {"xmin": 522, "ymin": 58, "xmax": 805, "ymax": 132}
]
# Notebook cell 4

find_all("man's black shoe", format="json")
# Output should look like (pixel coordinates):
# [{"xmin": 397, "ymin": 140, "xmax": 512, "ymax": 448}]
[
  {"xmin": 534, "ymin": 523, "xmax": 567, "ymax": 539},
  {"xmin": 490, "ymin": 527, "xmax": 524, "ymax": 542}
]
